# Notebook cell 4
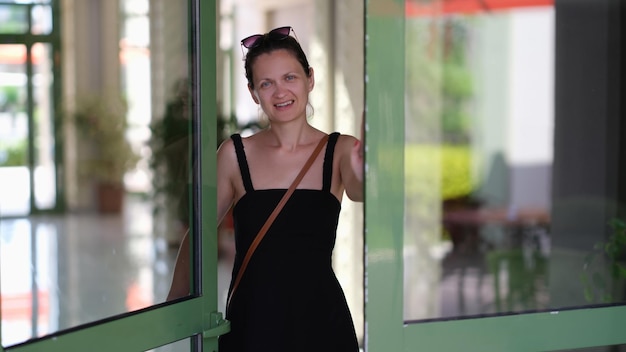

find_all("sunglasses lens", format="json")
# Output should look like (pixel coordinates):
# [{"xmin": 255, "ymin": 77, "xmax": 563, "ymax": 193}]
[
  {"xmin": 270, "ymin": 26, "xmax": 291, "ymax": 38},
  {"xmin": 241, "ymin": 34, "xmax": 263, "ymax": 48},
  {"xmin": 241, "ymin": 27, "xmax": 294, "ymax": 50}
]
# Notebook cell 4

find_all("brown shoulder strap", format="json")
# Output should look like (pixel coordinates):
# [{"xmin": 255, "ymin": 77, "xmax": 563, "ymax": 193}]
[{"xmin": 226, "ymin": 134, "xmax": 330, "ymax": 309}]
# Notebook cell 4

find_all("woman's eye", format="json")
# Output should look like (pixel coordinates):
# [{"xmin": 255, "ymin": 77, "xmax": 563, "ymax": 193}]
[
  {"xmin": 286, "ymin": 75, "xmax": 295, "ymax": 81},
  {"xmin": 260, "ymin": 81, "xmax": 271, "ymax": 88}
]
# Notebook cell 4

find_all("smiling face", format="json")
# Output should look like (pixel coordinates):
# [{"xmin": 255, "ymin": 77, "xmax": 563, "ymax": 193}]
[{"xmin": 248, "ymin": 49, "xmax": 314, "ymax": 124}]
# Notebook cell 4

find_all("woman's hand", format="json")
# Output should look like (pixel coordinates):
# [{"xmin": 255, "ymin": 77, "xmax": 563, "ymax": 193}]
[
  {"xmin": 342, "ymin": 111, "xmax": 364, "ymax": 202},
  {"xmin": 350, "ymin": 112, "xmax": 365, "ymax": 183},
  {"xmin": 350, "ymin": 139, "xmax": 363, "ymax": 183}
]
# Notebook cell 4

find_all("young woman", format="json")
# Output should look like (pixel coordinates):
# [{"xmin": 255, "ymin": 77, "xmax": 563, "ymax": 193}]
[{"xmin": 168, "ymin": 26, "xmax": 363, "ymax": 351}]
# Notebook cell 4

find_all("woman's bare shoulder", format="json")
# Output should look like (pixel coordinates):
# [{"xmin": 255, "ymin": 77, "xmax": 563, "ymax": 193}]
[
  {"xmin": 335, "ymin": 133, "xmax": 358, "ymax": 150},
  {"xmin": 217, "ymin": 137, "xmax": 237, "ymax": 169},
  {"xmin": 217, "ymin": 136, "xmax": 235, "ymax": 154}
]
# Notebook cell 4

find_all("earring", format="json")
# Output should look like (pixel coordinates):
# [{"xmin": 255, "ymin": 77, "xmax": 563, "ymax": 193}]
[
  {"xmin": 306, "ymin": 103, "xmax": 314, "ymax": 119},
  {"xmin": 258, "ymin": 107, "xmax": 269, "ymax": 124}
]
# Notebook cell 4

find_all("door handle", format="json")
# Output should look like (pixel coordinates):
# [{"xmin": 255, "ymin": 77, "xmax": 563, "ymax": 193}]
[{"xmin": 203, "ymin": 312, "xmax": 231, "ymax": 338}]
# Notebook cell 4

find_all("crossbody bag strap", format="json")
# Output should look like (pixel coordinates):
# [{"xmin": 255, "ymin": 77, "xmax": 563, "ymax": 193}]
[{"xmin": 226, "ymin": 134, "xmax": 330, "ymax": 309}]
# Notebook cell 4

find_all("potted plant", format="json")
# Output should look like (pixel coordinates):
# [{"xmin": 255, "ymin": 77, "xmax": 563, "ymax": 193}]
[
  {"xmin": 72, "ymin": 93, "xmax": 140, "ymax": 213},
  {"xmin": 149, "ymin": 78, "xmax": 233, "ymax": 244},
  {"xmin": 148, "ymin": 79, "xmax": 194, "ymax": 245},
  {"xmin": 581, "ymin": 217, "xmax": 626, "ymax": 303}
]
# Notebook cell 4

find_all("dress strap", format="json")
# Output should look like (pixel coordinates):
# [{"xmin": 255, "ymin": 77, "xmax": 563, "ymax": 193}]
[
  {"xmin": 322, "ymin": 132, "xmax": 340, "ymax": 192},
  {"xmin": 230, "ymin": 134, "xmax": 254, "ymax": 192}
]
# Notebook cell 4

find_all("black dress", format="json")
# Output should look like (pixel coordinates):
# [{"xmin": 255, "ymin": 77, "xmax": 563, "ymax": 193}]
[{"xmin": 219, "ymin": 132, "xmax": 359, "ymax": 352}]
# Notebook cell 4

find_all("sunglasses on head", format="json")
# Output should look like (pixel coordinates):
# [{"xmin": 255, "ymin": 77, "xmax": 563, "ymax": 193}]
[{"xmin": 240, "ymin": 26, "xmax": 298, "ymax": 51}]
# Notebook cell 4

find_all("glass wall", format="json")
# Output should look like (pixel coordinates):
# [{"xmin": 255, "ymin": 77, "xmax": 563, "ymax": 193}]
[
  {"xmin": 1, "ymin": 0, "xmax": 199, "ymax": 347},
  {"xmin": 403, "ymin": 0, "xmax": 625, "ymax": 323}
]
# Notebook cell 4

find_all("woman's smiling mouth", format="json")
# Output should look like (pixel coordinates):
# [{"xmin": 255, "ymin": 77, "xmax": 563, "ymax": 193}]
[{"xmin": 275, "ymin": 100, "xmax": 294, "ymax": 108}]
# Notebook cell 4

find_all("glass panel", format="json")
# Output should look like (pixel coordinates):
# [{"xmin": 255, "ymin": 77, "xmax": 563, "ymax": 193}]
[
  {"xmin": 1, "ymin": 219, "xmax": 58, "ymax": 345},
  {"xmin": 121, "ymin": 0, "xmax": 152, "ymax": 200},
  {"xmin": 32, "ymin": 43, "xmax": 56, "ymax": 210},
  {"xmin": 1, "ymin": 0, "xmax": 198, "ymax": 347},
  {"xmin": 403, "ymin": 1, "xmax": 625, "ymax": 322},
  {"xmin": 141, "ymin": 0, "xmax": 195, "ymax": 290},
  {"xmin": 0, "ymin": 44, "xmax": 30, "ymax": 216},
  {"xmin": 0, "ymin": 4, "xmax": 28, "ymax": 34},
  {"xmin": 31, "ymin": 5, "xmax": 53, "ymax": 35},
  {"xmin": 0, "ymin": 199, "xmax": 179, "ymax": 345}
]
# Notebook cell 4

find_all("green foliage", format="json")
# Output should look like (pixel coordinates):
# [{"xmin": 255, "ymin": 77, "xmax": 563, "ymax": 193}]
[
  {"xmin": 581, "ymin": 218, "xmax": 626, "ymax": 303},
  {"xmin": 0, "ymin": 139, "xmax": 27, "ymax": 166},
  {"xmin": 441, "ymin": 145, "xmax": 474, "ymax": 199},
  {"xmin": 148, "ymin": 78, "xmax": 229, "ymax": 222},
  {"xmin": 71, "ymin": 93, "xmax": 139, "ymax": 184},
  {"xmin": 405, "ymin": 144, "xmax": 474, "ymax": 200},
  {"xmin": 442, "ymin": 64, "xmax": 473, "ymax": 139},
  {"xmin": 0, "ymin": 86, "xmax": 21, "ymax": 111},
  {"xmin": 405, "ymin": 20, "xmax": 444, "ymax": 143},
  {"xmin": 405, "ymin": 18, "xmax": 474, "ymax": 144},
  {"xmin": 0, "ymin": 7, "xmax": 27, "ymax": 34},
  {"xmin": 149, "ymin": 81, "xmax": 191, "ymax": 220}
]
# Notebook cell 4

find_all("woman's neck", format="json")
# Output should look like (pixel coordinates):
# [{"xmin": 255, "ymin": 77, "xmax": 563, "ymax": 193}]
[{"xmin": 264, "ymin": 123, "xmax": 319, "ymax": 152}]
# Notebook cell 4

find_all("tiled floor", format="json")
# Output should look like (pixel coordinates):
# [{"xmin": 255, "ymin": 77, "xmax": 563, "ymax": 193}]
[{"xmin": 0, "ymin": 195, "xmax": 233, "ymax": 350}]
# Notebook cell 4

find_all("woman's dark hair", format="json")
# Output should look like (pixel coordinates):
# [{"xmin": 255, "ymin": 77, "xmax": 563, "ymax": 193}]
[{"xmin": 244, "ymin": 36, "xmax": 311, "ymax": 89}]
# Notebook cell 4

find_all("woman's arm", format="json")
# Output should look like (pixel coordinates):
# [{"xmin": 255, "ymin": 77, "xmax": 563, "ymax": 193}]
[
  {"xmin": 339, "ymin": 134, "xmax": 364, "ymax": 202},
  {"xmin": 166, "ymin": 229, "xmax": 191, "ymax": 300},
  {"xmin": 166, "ymin": 139, "xmax": 237, "ymax": 300},
  {"xmin": 339, "ymin": 112, "xmax": 364, "ymax": 202},
  {"xmin": 216, "ymin": 139, "xmax": 237, "ymax": 225}
]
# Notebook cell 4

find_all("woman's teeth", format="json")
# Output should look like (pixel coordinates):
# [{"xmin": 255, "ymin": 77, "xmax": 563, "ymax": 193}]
[{"xmin": 276, "ymin": 101, "xmax": 293, "ymax": 107}]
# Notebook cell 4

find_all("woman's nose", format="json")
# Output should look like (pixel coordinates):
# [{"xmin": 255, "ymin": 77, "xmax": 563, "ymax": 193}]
[{"xmin": 273, "ymin": 82, "xmax": 287, "ymax": 96}]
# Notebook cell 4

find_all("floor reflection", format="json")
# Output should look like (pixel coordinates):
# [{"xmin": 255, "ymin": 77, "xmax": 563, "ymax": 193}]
[{"xmin": 0, "ymin": 195, "xmax": 231, "ymax": 348}]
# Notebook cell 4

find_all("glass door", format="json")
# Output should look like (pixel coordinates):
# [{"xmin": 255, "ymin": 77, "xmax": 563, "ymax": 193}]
[
  {"xmin": 365, "ymin": 0, "xmax": 626, "ymax": 350},
  {"xmin": 0, "ymin": 1, "xmax": 226, "ymax": 351},
  {"xmin": 0, "ymin": 1, "xmax": 59, "ymax": 216}
]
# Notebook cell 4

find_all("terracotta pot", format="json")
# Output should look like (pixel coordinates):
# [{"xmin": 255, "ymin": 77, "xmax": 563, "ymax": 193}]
[{"xmin": 97, "ymin": 182, "xmax": 124, "ymax": 214}]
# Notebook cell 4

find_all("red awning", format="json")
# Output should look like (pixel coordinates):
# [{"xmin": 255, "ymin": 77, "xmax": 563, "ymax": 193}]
[{"xmin": 407, "ymin": 0, "xmax": 554, "ymax": 16}]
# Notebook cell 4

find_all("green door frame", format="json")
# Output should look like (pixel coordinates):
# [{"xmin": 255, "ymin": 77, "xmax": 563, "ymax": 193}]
[
  {"xmin": 364, "ymin": 1, "xmax": 626, "ymax": 351},
  {"xmin": 0, "ymin": 1, "xmax": 226, "ymax": 351}
]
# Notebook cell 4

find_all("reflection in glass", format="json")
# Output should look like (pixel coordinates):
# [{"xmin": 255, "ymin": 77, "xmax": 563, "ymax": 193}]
[
  {"xmin": 0, "ymin": 4, "xmax": 28, "ymax": 34},
  {"xmin": 0, "ymin": 44, "xmax": 30, "ymax": 216},
  {"xmin": 0, "ymin": 198, "xmax": 178, "ymax": 346},
  {"xmin": 404, "ymin": 2, "xmax": 625, "ymax": 322},
  {"xmin": 1, "ymin": 0, "xmax": 196, "ymax": 347},
  {"xmin": 31, "ymin": 5, "xmax": 52, "ymax": 35},
  {"xmin": 33, "ymin": 42, "xmax": 56, "ymax": 210},
  {"xmin": 1, "ymin": 219, "xmax": 58, "ymax": 346}
]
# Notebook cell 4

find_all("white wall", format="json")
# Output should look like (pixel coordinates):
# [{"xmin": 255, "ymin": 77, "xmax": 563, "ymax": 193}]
[{"xmin": 508, "ymin": 8, "xmax": 554, "ymax": 210}]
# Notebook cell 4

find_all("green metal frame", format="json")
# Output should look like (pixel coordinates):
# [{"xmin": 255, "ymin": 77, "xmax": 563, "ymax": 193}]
[
  {"xmin": 363, "ymin": 0, "xmax": 406, "ymax": 351},
  {"xmin": 364, "ymin": 0, "xmax": 626, "ymax": 351},
  {"xmin": 1, "ymin": 1, "xmax": 222, "ymax": 351}
]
